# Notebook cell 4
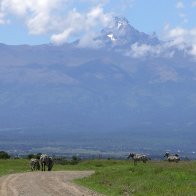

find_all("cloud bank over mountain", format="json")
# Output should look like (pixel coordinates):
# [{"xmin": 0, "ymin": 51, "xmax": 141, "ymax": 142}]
[
  {"xmin": 0, "ymin": 0, "xmax": 196, "ymax": 55},
  {"xmin": 0, "ymin": 0, "xmax": 113, "ymax": 46}
]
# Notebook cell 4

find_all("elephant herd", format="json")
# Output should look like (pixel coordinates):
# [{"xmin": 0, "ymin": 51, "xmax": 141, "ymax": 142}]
[{"xmin": 30, "ymin": 154, "xmax": 53, "ymax": 171}]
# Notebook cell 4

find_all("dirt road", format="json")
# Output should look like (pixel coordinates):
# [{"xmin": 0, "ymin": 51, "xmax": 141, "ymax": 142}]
[{"xmin": 0, "ymin": 171, "xmax": 102, "ymax": 196}]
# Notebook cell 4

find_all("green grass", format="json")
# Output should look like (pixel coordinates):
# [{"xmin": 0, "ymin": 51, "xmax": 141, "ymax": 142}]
[
  {"xmin": 0, "ymin": 159, "xmax": 196, "ymax": 195},
  {"xmin": 75, "ymin": 160, "xmax": 196, "ymax": 196},
  {"xmin": 0, "ymin": 159, "xmax": 29, "ymax": 176}
]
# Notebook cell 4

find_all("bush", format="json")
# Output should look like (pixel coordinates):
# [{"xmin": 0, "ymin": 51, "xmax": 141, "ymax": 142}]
[
  {"xmin": 54, "ymin": 156, "xmax": 81, "ymax": 165},
  {"xmin": 27, "ymin": 153, "xmax": 42, "ymax": 159},
  {"xmin": 0, "ymin": 151, "xmax": 10, "ymax": 159},
  {"xmin": 36, "ymin": 153, "xmax": 42, "ymax": 159},
  {"xmin": 70, "ymin": 156, "xmax": 81, "ymax": 165},
  {"xmin": 27, "ymin": 154, "xmax": 35, "ymax": 159},
  {"xmin": 55, "ymin": 158, "xmax": 70, "ymax": 165}
]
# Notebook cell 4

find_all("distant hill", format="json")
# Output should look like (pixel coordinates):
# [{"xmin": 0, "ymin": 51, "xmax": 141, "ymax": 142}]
[{"xmin": 0, "ymin": 17, "xmax": 196, "ymax": 151}]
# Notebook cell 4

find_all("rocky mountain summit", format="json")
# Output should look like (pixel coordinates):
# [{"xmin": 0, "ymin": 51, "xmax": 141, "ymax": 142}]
[{"xmin": 100, "ymin": 16, "xmax": 160, "ymax": 48}]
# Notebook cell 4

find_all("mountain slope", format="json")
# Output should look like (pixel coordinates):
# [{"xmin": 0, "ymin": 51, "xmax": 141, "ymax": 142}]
[{"xmin": 0, "ymin": 17, "xmax": 196, "ymax": 152}]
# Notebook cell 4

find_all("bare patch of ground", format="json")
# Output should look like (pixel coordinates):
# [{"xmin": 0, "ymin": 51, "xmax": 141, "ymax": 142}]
[{"xmin": 0, "ymin": 171, "xmax": 101, "ymax": 196}]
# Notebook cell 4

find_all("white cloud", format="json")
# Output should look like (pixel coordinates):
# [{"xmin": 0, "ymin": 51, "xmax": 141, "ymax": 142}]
[
  {"xmin": 51, "ymin": 6, "xmax": 112, "ymax": 45},
  {"xmin": 128, "ymin": 26, "xmax": 196, "ymax": 59},
  {"xmin": 190, "ymin": 44, "xmax": 196, "ymax": 56},
  {"xmin": 119, "ymin": 0, "xmax": 135, "ymax": 10},
  {"xmin": 165, "ymin": 27, "xmax": 195, "ymax": 46},
  {"xmin": 192, "ymin": 1, "xmax": 196, "ymax": 7},
  {"xmin": 51, "ymin": 28, "xmax": 74, "ymax": 44},
  {"xmin": 0, "ymin": 0, "xmax": 113, "ymax": 46},
  {"xmin": 77, "ymin": 32, "xmax": 103, "ymax": 48},
  {"xmin": 1, "ymin": 0, "xmax": 62, "ymax": 17},
  {"xmin": 128, "ymin": 42, "xmax": 175, "ymax": 58},
  {"xmin": 129, "ymin": 43, "xmax": 161, "ymax": 58},
  {"xmin": 176, "ymin": 1, "xmax": 184, "ymax": 9},
  {"xmin": 0, "ymin": 12, "xmax": 6, "ymax": 24},
  {"xmin": 127, "ymin": 25, "xmax": 196, "ymax": 59},
  {"xmin": 163, "ymin": 26, "xmax": 196, "ymax": 57},
  {"xmin": 175, "ymin": 1, "xmax": 188, "ymax": 24},
  {"xmin": 0, "ymin": 0, "xmax": 66, "ymax": 33},
  {"xmin": 179, "ymin": 13, "xmax": 188, "ymax": 23}
]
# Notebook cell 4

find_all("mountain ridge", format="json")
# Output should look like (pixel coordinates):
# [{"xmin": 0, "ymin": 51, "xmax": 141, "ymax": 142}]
[{"xmin": 0, "ymin": 17, "xmax": 195, "ymax": 151}]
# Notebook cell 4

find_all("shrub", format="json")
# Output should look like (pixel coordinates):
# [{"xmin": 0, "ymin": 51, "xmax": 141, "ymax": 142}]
[
  {"xmin": 53, "ymin": 156, "xmax": 81, "ymax": 165},
  {"xmin": 0, "ymin": 151, "xmax": 10, "ymax": 159},
  {"xmin": 36, "ymin": 153, "xmax": 42, "ymax": 159},
  {"xmin": 54, "ymin": 157, "xmax": 70, "ymax": 165},
  {"xmin": 27, "ymin": 153, "xmax": 42, "ymax": 159},
  {"xmin": 27, "ymin": 154, "xmax": 35, "ymax": 159},
  {"xmin": 70, "ymin": 156, "xmax": 81, "ymax": 165}
]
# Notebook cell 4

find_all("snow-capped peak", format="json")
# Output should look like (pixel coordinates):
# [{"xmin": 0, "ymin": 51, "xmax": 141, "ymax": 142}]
[
  {"xmin": 107, "ymin": 34, "xmax": 117, "ymax": 42},
  {"xmin": 117, "ymin": 22, "xmax": 122, "ymax": 29},
  {"xmin": 100, "ymin": 16, "xmax": 160, "ymax": 47},
  {"xmin": 115, "ymin": 16, "xmax": 129, "ymax": 29}
]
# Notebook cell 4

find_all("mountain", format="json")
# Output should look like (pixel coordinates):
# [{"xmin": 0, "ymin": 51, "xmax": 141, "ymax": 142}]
[
  {"xmin": 100, "ymin": 16, "xmax": 160, "ymax": 48},
  {"xmin": 0, "ymin": 17, "xmax": 196, "ymax": 153}
]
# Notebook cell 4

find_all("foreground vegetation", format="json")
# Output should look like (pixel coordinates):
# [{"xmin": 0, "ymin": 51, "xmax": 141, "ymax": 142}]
[{"xmin": 0, "ymin": 159, "xmax": 195, "ymax": 195}]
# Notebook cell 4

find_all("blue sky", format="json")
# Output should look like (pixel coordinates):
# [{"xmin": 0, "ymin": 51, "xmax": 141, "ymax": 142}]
[{"xmin": 0, "ymin": 0, "xmax": 195, "ymax": 45}]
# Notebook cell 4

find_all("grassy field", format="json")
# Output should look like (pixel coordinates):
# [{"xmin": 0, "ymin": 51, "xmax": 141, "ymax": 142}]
[{"xmin": 0, "ymin": 159, "xmax": 196, "ymax": 195}]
